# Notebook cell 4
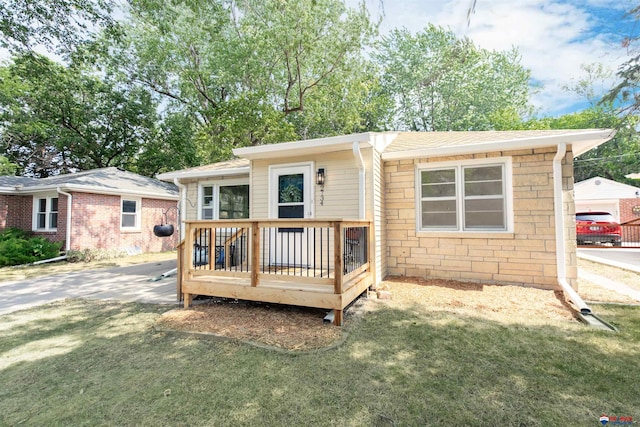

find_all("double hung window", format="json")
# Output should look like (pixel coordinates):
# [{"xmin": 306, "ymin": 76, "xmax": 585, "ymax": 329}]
[
  {"xmin": 418, "ymin": 159, "xmax": 511, "ymax": 232},
  {"xmin": 121, "ymin": 198, "xmax": 141, "ymax": 230},
  {"xmin": 34, "ymin": 196, "xmax": 58, "ymax": 231}
]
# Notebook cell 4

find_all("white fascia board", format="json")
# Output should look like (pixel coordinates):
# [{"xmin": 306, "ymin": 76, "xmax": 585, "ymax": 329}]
[
  {"xmin": 381, "ymin": 130, "xmax": 615, "ymax": 161},
  {"xmin": 157, "ymin": 167, "xmax": 250, "ymax": 181},
  {"xmin": 233, "ymin": 132, "xmax": 375, "ymax": 160},
  {"xmin": 16, "ymin": 184, "xmax": 179, "ymax": 200}
]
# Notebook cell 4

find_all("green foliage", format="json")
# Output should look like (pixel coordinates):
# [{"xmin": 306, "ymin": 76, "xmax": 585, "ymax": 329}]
[
  {"xmin": 525, "ymin": 104, "xmax": 640, "ymax": 183},
  {"xmin": 0, "ymin": 0, "xmax": 117, "ymax": 56},
  {"xmin": 374, "ymin": 25, "xmax": 533, "ymax": 131},
  {"xmin": 0, "ymin": 227, "xmax": 63, "ymax": 266},
  {"xmin": 0, "ymin": 155, "xmax": 17, "ymax": 175},
  {"xmin": 0, "ymin": 54, "xmax": 159, "ymax": 177},
  {"xmin": 116, "ymin": 0, "xmax": 381, "ymax": 158}
]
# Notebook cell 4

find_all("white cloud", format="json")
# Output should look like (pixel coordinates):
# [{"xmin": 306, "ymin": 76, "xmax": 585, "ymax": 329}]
[{"xmin": 359, "ymin": 0, "xmax": 636, "ymax": 116}]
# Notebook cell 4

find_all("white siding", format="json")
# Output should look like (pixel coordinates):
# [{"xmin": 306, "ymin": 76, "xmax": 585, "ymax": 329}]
[{"xmin": 251, "ymin": 151, "xmax": 362, "ymax": 220}]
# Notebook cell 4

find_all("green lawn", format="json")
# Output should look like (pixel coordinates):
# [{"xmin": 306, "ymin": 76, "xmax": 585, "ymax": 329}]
[{"xmin": 1, "ymin": 298, "xmax": 638, "ymax": 426}]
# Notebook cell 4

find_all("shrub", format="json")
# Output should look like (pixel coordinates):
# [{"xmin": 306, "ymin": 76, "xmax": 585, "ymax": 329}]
[{"xmin": 0, "ymin": 228, "xmax": 63, "ymax": 267}]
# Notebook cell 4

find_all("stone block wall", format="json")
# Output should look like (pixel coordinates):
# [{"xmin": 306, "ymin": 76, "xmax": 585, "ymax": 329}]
[{"xmin": 383, "ymin": 147, "xmax": 575, "ymax": 291}]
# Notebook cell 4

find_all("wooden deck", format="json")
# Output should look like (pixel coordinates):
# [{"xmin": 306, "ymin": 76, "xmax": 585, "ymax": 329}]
[{"xmin": 177, "ymin": 219, "xmax": 374, "ymax": 325}]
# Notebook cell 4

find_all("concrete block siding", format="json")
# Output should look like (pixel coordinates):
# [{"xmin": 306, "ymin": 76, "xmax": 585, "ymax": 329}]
[{"xmin": 383, "ymin": 147, "xmax": 576, "ymax": 290}]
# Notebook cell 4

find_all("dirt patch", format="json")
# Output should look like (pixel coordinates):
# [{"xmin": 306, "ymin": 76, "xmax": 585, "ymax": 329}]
[
  {"xmin": 156, "ymin": 299, "xmax": 345, "ymax": 351},
  {"xmin": 156, "ymin": 276, "xmax": 630, "ymax": 351},
  {"xmin": 381, "ymin": 277, "xmax": 577, "ymax": 326}
]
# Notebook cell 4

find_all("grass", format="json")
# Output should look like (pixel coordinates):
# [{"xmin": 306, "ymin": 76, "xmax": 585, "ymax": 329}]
[
  {"xmin": 0, "ymin": 251, "xmax": 177, "ymax": 282},
  {"xmin": 578, "ymin": 258, "xmax": 640, "ymax": 292},
  {"xmin": 1, "ymin": 296, "xmax": 639, "ymax": 426}
]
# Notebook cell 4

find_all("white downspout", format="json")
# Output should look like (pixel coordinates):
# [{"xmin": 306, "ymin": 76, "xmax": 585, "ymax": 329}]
[
  {"xmin": 353, "ymin": 142, "xmax": 366, "ymax": 219},
  {"xmin": 553, "ymin": 143, "xmax": 591, "ymax": 314},
  {"xmin": 174, "ymin": 178, "xmax": 186, "ymax": 241},
  {"xmin": 57, "ymin": 187, "xmax": 72, "ymax": 253}
]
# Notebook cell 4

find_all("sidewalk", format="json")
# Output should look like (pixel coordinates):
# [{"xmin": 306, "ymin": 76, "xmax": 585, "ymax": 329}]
[{"xmin": 577, "ymin": 249, "xmax": 640, "ymax": 303}]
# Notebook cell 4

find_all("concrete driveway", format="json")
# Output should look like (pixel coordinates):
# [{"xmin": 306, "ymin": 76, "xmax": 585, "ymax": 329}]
[{"xmin": 0, "ymin": 260, "xmax": 179, "ymax": 316}]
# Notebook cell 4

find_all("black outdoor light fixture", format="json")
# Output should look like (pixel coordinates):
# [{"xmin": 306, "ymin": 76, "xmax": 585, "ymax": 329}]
[
  {"xmin": 316, "ymin": 168, "xmax": 325, "ymax": 206},
  {"xmin": 316, "ymin": 168, "xmax": 325, "ymax": 186}
]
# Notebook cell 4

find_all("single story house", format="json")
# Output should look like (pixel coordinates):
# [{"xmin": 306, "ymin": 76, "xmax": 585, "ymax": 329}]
[
  {"xmin": 158, "ymin": 129, "xmax": 614, "ymax": 324},
  {"xmin": 0, "ymin": 167, "xmax": 179, "ymax": 254},
  {"xmin": 575, "ymin": 176, "xmax": 640, "ymax": 224}
]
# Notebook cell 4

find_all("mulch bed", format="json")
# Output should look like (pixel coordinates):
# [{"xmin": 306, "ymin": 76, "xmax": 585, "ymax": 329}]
[{"xmin": 156, "ymin": 277, "xmax": 630, "ymax": 351}]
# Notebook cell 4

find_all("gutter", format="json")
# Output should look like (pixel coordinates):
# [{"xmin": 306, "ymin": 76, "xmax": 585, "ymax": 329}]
[
  {"xmin": 174, "ymin": 178, "xmax": 187, "ymax": 240},
  {"xmin": 57, "ymin": 187, "xmax": 73, "ymax": 253},
  {"xmin": 352, "ymin": 142, "xmax": 366, "ymax": 219},
  {"xmin": 553, "ymin": 144, "xmax": 591, "ymax": 314},
  {"xmin": 17, "ymin": 184, "xmax": 179, "ymax": 200}
]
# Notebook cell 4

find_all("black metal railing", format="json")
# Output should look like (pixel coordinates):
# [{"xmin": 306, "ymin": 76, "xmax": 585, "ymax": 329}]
[{"xmin": 185, "ymin": 220, "xmax": 371, "ymax": 280}]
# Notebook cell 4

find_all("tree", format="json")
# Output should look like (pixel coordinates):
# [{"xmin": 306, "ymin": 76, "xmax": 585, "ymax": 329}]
[
  {"xmin": 112, "ymin": 0, "xmax": 381, "ymax": 162},
  {"xmin": 0, "ymin": 54, "xmax": 158, "ymax": 177},
  {"xmin": 373, "ymin": 25, "xmax": 533, "ymax": 131},
  {"xmin": 0, "ymin": 0, "xmax": 117, "ymax": 56},
  {"xmin": 0, "ymin": 156, "xmax": 17, "ymax": 175}
]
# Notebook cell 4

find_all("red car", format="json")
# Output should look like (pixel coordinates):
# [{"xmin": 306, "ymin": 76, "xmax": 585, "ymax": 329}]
[{"xmin": 576, "ymin": 212, "xmax": 622, "ymax": 246}]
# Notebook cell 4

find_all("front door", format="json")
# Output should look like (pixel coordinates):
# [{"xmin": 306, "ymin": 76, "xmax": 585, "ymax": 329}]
[{"xmin": 269, "ymin": 164, "xmax": 313, "ymax": 267}]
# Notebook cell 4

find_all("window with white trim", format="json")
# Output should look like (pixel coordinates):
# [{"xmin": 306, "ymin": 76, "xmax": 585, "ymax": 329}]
[
  {"xmin": 33, "ymin": 196, "xmax": 58, "ymax": 231},
  {"xmin": 418, "ymin": 159, "xmax": 510, "ymax": 232},
  {"xmin": 199, "ymin": 183, "xmax": 249, "ymax": 220},
  {"xmin": 121, "ymin": 198, "xmax": 141, "ymax": 230}
]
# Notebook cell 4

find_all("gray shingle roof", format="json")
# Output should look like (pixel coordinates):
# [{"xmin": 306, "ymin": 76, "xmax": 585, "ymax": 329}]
[
  {"xmin": 0, "ymin": 175, "xmax": 40, "ymax": 188},
  {"xmin": 1, "ymin": 167, "xmax": 177, "ymax": 198}
]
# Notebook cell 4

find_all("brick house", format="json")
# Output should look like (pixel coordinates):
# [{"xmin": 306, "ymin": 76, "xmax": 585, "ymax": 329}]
[
  {"xmin": 575, "ymin": 176, "xmax": 640, "ymax": 224},
  {"xmin": 0, "ymin": 167, "xmax": 179, "ymax": 254},
  {"xmin": 159, "ymin": 130, "xmax": 614, "ymax": 320}
]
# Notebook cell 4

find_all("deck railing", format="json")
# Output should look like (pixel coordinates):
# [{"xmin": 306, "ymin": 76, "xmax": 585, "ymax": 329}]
[{"xmin": 180, "ymin": 219, "xmax": 372, "ymax": 307}]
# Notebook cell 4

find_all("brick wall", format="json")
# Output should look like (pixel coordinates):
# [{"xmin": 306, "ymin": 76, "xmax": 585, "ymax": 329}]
[
  {"xmin": 620, "ymin": 198, "xmax": 640, "ymax": 224},
  {"xmin": 0, "ymin": 194, "xmax": 32, "ymax": 230},
  {"xmin": 69, "ymin": 192, "xmax": 178, "ymax": 253},
  {"xmin": 384, "ymin": 147, "xmax": 575, "ymax": 291}
]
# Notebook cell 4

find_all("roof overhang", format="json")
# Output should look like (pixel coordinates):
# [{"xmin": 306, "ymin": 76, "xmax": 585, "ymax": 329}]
[
  {"xmin": 156, "ymin": 166, "xmax": 250, "ymax": 181},
  {"xmin": 232, "ymin": 132, "xmax": 381, "ymax": 160},
  {"xmin": 380, "ymin": 129, "xmax": 616, "ymax": 161},
  {"xmin": 1, "ymin": 184, "xmax": 179, "ymax": 200}
]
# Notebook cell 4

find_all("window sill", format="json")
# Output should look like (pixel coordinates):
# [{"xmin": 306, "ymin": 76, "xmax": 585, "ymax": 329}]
[
  {"xmin": 416, "ymin": 230, "xmax": 515, "ymax": 239},
  {"xmin": 120, "ymin": 228, "xmax": 141, "ymax": 233}
]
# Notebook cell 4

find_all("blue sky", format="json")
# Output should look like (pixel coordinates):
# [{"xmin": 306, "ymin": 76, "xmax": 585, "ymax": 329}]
[{"xmin": 357, "ymin": 0, "xmax": 638, "ymax": 117}]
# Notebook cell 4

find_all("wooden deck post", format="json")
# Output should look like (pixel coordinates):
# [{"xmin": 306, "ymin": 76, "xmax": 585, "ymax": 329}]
[
  {"xmin": 333, "ymin": 222, "xmax": 343, "ymax": 326},
  {"xmin": 176, "ymin": 240, "xmax": 184, "ymax": 301},
  {"xmin": 183, "ymin": 222, "xmax": 194, "ymax": 307},
  {"xmin": 333, "ymin": 309, "xmax": 343, "ymax": 326},
  {"xmin": 333, "ymin": 222, "xmax": 343, "ymax": 295},
  {"xmin": 184, "ymin": 292, "xmax": 193, "ymax": 308},
  {"xmin": 251, "ymin": 221, "xmax": 260, "ymax": 287}
]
